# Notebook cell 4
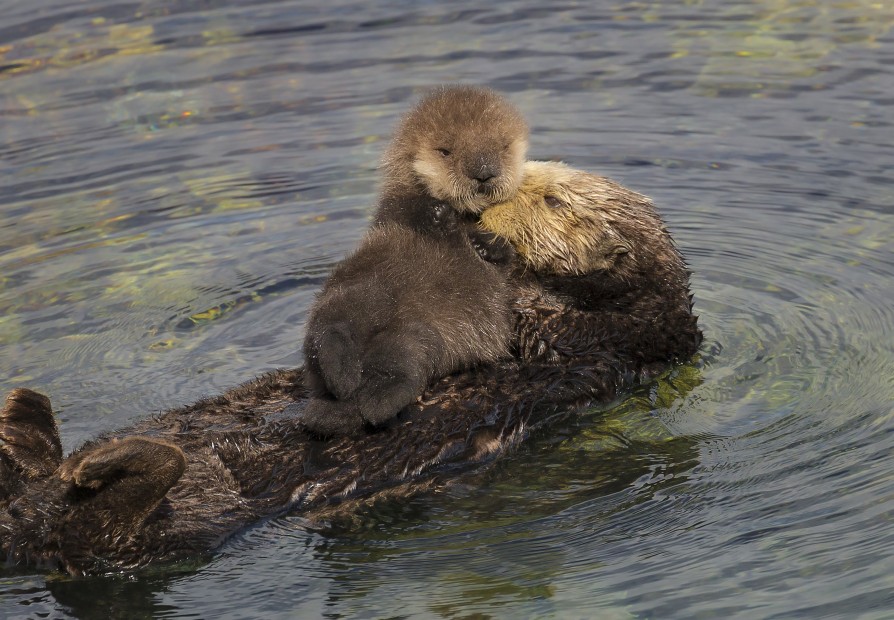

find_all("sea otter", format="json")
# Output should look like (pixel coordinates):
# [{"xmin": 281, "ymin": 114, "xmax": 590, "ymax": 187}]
[
  {"xmin": 482, "ymin": 160, "xmax": 702, "ymax": 374},
  {"xmin": 0, "ymin": 162, "xmax": 701, "ymax": 576},
  {"xmin": 303, "ymin": 86, "xmax": 528, "ymax": 436}
]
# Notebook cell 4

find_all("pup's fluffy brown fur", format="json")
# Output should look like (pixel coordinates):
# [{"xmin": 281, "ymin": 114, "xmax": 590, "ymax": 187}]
[{"xmin": 303, "ymin": 85, "xmax": 528, "ymax": 436}]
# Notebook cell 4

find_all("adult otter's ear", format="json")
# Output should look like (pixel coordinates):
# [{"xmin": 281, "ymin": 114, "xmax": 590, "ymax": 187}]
[
  {"xmin": 611, "ymin": 243, "xmax": 631, "ymax": 257},
  {"xmin": 587, "ymin": 240, "xmax": 633, "ymax": 272},
  {"xmin": 603, "ymin": 242, "xmax": 633, "ymax": 267}
]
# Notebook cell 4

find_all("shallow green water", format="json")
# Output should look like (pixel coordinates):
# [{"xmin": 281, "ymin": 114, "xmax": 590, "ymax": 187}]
[{"xmin": 1, "ymin": 0, "xmax": 893, "ymax": 617}]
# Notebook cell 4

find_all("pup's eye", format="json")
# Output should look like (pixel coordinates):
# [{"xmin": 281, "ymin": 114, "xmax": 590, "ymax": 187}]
[
  {"xmin": 544, "ymin": 196, "xmax": 564, "ymax": 209},
  {"xmin": 436, "ymin": 148, "xmax": 451, "ymax": 157}
]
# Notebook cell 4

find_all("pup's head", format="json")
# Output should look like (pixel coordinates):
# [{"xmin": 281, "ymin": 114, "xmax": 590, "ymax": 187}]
[{"xmin": 384, "ymin": 85, "xmax": 529, "ymax": 213}]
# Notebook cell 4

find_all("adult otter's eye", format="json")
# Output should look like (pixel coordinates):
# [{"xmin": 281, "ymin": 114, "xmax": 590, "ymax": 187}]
[
  {"xmin": 436, "ymin": 148, "xmax": 451, "ymax": 157},
  {"xmin": 544, "ymin": 196, "xmax": 564, "ymax": 209}
]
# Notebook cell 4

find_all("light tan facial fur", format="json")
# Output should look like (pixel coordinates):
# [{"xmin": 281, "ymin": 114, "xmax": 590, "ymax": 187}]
[
  {"xmin": 480, "ymin": 161, "xmax": 670, "ymax": 276},
  {"xmin": 383, "ymin": 85, "xmax": 529, "ymax": 213}
]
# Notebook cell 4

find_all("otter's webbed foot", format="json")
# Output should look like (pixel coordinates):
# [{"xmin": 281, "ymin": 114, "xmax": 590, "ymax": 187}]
[
  {"xmin": 467, "ymin": 229, "xmax": 516, "ymax": 265},
  {"xmin": 302, "ymin": 398, "xmax": 365, "ymax": 438},
  {"xmin": 52, "ymin": 437, "xmax": 186, "ymax": 569},
  {"xmin": 59, "ymin": 436, "xmax": 186, "ymax": 498},
  {"xmin": 1, "ymin": 388, "xmax": 63, "ymax": 497}
]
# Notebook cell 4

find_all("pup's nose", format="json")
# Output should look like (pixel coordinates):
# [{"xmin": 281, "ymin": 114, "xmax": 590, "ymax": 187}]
[{"xmin": 474, "ymin": 166, "xmax": 495, "ymax": 184}]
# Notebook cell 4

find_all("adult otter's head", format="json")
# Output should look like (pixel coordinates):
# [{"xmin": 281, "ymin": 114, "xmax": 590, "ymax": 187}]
[
  {"xmin": 480, "ymin": 160, "xmax": 701, "ymax": 362},
  {"xmin": 480, "ymin": 160, "xmax": 687, "ymax": 283},
  {"xmin": 383, "ymin": 85, "xmax": 529, "ymax": 213}
]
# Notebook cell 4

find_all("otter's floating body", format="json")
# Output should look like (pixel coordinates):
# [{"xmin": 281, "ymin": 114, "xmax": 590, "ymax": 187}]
[{"xmin": 0, "ymin": 160, "xmax": 702, "ymax": 575}]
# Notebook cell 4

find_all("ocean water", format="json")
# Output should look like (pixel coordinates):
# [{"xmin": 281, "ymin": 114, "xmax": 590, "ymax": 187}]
[{"xmin": 1, "ymin": 0, "xmax": 892, "ymax": 617}]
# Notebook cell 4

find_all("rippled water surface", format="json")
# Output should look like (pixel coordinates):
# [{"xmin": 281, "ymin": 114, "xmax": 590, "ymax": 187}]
[{"xmin": 2, "ymin": 0, "xmax": 893, "ymax": 617}]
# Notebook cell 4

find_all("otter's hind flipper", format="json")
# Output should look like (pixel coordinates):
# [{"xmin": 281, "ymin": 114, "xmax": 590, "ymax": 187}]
[
  {"xmin": 60, "ymin": 436, "xmax": 186, "ymax": 495},
  {"xmin": 52, "ymin": 437, "xmax": 186, "ymax": 573},
  {"xmin": 1, "ymin": 388, "xmax": 63, "ymax": 500}
]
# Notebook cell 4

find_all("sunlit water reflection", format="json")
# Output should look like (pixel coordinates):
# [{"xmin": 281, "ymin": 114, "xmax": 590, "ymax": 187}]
[{"xmin": 1, "ymin": 0, "xmax": 892, "ymax": 618}]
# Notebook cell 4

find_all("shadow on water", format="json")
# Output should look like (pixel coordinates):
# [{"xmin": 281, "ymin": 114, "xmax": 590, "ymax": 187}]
[
  {"xmin": 44, "ymin": 571, "xmax": 195, "ymax": 620},
  {"xmin": 2, "ymin": 0, "xmax": 893, "ymax": 617},
  {"xmin": 252, "ymin": 367, "xmax": 705, "ymax": 618}
]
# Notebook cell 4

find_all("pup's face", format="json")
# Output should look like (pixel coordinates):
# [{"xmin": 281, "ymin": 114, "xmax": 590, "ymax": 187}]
[
  {"xmin": 388, "ymin": 86, "xmax": 529, "ymax": 213},
  {"xmin": 480, "ymin": 161, "xmax": 642, "ymax": 276},
  {"xmin": 411, "ymin": 128, "xmax": 528, "ymax": 213}
]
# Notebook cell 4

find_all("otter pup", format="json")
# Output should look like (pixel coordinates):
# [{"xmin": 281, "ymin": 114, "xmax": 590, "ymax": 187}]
[
  {"xmin": 302, "ymin": 86, "xmax": 529, "ymax": 436},
  {"xmin": 0, "ymin": 164, "xmax": 701, "ymax": 576}
]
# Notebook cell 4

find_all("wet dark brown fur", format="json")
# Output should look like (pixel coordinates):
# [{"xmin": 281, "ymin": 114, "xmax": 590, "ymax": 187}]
[
  {"xmin": 302, "ymin": 86, "xmax": 528, "ymax": 436},
  {"xmin": 0, "ymin": 163, "xmax": 701, "ymax": 576}
]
